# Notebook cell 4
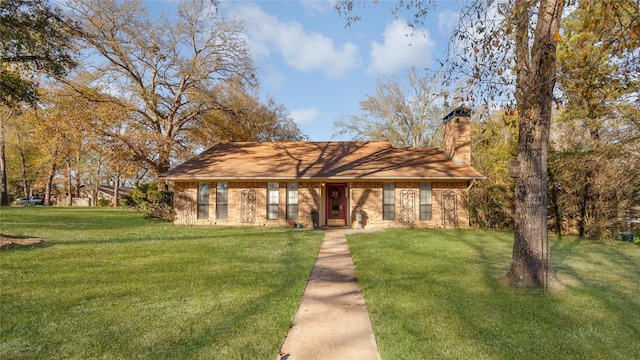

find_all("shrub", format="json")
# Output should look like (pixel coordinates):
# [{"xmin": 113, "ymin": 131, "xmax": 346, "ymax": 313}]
[
  {"xmin": 97, "ymin": 198, "xmax": 111, "ymax": 207},
  {"xmin": 121, "ymin": 184, "xmax": 174, "ymax": 221},
  {"xmin": 470, "ymin": 184, "xmax": 513, "ymax": 230}
]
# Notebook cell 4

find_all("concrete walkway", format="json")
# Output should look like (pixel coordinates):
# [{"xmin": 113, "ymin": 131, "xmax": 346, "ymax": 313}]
[{"xmin": 278, "ymin": 228, "xmax": 381, "ymax": 360}]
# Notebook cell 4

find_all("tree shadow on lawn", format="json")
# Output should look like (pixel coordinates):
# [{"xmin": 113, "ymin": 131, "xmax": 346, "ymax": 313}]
[
  {"xmin": 54, "ymin": 226, "xmax": 305, "ymax": 246},
  {"xmin": 0, "ymin": 209, "xmax": 156, "ymax": 233},
  {"xmin": 92, "ymin": 236, "xmax": 321, "ymax": 359},
  {"xmin": 447, "ymin": 234, "xmax": 640, "ymax": 359},
  {"xmin": 356, "ymin": 229, "xmax": 639, "ymax": 358},
  {"xmin": 2, "ymin": 232, "xmax": 323, "ymax": 359},
  {"xmin": 551, "ymin": 236, "xmax": 640, "ymax": 281},
  {"xmin": 550, "ymin": 238, "xmax": 640, "ymax": 329}
]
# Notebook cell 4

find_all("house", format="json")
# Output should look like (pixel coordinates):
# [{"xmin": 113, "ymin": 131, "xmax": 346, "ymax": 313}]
[
  {"xmin": 74, "ymin": 184, "xmax": 134, "ymax": 206},
  {"xmin": 159, "ymin": 108, "xmax": 485, "ymax": 228}
]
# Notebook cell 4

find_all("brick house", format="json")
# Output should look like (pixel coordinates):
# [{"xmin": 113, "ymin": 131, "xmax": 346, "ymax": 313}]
[{"xmin": 159, "ymin": 108, "xmax": 484, "ymax": 228}]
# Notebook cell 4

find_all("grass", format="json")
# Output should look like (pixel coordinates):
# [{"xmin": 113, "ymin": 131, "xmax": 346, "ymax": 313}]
[
  {"xmin": 347, "ymin": 229, "xmax": 640, "ymax": 359},
  {"xmin": 0, "ymin": 207, "xmax": 324, "ymax": 360},
  {"xmin": 3, "ymin": 208, "xmax": 639, "ymax": 359}
]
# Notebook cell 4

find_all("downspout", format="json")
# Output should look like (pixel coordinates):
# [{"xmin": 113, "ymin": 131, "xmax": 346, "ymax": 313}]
[{"xmin": 466, "ymin": 179, "xmax": 476, "ymax": 191}]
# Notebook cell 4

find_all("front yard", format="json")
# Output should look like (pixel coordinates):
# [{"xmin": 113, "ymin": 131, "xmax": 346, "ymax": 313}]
[
  {"xmin": 1, "ymin": 207, "xmax": 638, "ymax": 359},
  {"xmin": 0, "ymin": 207, "xmax": 323, "ymax": 359},
  {"xmin": 347, "ymin": 229, "xmax": 640, "ymax": 359}
]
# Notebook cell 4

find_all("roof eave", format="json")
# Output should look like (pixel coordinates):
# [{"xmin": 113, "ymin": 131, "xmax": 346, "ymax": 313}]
[{"xmin": 159, "ymin": 175, "xmax": 486, "ymax": 181}]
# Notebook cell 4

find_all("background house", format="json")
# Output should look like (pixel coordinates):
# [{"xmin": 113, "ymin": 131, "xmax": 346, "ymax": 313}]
[
  {"xmin": 59, "ymin": 184, "xmax": 134, "ymax": 206},
  {"xmin": 160, "ymin": 109, "xmax": 485, "ymax": 228}
]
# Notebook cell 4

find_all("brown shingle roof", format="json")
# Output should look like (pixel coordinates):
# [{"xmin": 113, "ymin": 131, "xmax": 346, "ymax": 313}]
[{"xmin": 159, "ymin": 141, "xmax": 485, "ymax": 181}]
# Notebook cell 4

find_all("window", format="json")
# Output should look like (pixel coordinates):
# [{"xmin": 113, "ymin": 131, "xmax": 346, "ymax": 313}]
[
  {"xmin": 267, "ymin": 182, "xmax": 279, "ymax": 220},
  {"xmin": 197, "ymin": 183, "xmax": 209, "ymax": 220},
  {"xmin": 420, "ymin": 182, "xmax": 433, "ymax": 221},
  {"xmin": 216, "ymin": 182, "xmax": 228, "ymax": 220},
  {"xmin": 383, "ymin": 183, "xmax": 395, "ymax": 220},
  {"xmin": 286, "ymin": 183, "xmax": 298, "ymax": 221}
]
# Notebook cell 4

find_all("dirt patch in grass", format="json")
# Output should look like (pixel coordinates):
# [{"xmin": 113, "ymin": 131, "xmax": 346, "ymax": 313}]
[{"xmin": 1, "ymin": 234, "xmax": 46, "ymax": 250}]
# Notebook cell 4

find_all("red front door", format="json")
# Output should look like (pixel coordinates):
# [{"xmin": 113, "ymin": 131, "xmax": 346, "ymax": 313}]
[{"xmin": 326, "ymin": 184, "xmax": 346, "ymax": 226}]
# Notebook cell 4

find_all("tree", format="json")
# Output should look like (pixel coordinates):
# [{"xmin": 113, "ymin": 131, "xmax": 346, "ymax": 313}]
[
  {"xmin": 196, "ymin": 81, "xmax": 304, "ymax": 147},
  {"xmin": 333, "ymin": 67, "xmax": 447, "ymax": 147},
  {"xmin": 0, "ymin": 107, "xmax": 16, "ymax": 205},
  {"xmin": 337, "ymin": 0, "xmax": 638, "ymax": 287},
  {"xmin": 0, "ymin": 106, "xmax": 52, "ymax": 202},
  {"xmin": 0, "ymin": 0, "xmax": 76, "ymax": 205},
  {"xmin": 552, "ymin": 0, "xmax": 640, "ymax": 238},
  {"xmin": 0, "ymin": 0, "xmax": 76, "ymax": 105},
  {"xmin": 63, "ymin": 0, "xmax": 256, "ymax": 183},
  {"xmin": 503, "ymin": 0, "xmax": 565, "ymax": 289},
  {"xmin": 469, "ymin": 110, "xmax": 518, "ymax": 230},
  {"xmin": 335, "ymin": 0, "xmax": 567, "ymax": 288}
]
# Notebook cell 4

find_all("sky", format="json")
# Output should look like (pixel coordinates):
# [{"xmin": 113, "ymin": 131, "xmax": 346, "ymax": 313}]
[{"xmin": 150, "ymin": 0, "xmax": 466, "ymax": 141}]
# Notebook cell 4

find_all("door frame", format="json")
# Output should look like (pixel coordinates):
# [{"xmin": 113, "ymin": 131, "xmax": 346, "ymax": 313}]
[{"xmin": 325, "ymin": 183, "xmax": 347, "ymax": 226}]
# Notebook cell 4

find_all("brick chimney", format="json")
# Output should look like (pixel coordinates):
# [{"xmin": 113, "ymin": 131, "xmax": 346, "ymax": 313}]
[{"xmin": 443, "ymin": 108, "xmax": 471, "ymax": 165}]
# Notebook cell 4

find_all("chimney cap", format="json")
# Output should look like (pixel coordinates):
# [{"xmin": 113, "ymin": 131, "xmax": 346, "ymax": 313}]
[{"xmin": 443, "ymin": 107, "xmax": 471, "ymax": 123}]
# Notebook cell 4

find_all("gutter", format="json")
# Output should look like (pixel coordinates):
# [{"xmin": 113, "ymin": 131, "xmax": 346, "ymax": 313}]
[{"xmin": 158, "ymin": 175, "xmax": 487, "ymax": 182}]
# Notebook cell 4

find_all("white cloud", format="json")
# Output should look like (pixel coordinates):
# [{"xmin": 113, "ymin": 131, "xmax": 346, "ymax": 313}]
[
  {"xmin": 290, "ymin": 107, "xmax": 319, "ymax": 124},
  {"xmin": 438, "ymin": 10, "xmax": 459, "ymax": 35},
  {"xmin": 226, "ymin": 3, "xmax": 360, "ymax": 79},
  {"xmin": 301, "ymin": 1, "xmax": 333, "ymax": 15},
  {"xmin": 368, "ymin": 20, "xmax": 436, "ymax": 75}
]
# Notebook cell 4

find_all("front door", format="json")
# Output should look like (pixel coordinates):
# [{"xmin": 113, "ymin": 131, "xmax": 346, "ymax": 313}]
[{"xmin": 326, "ymin": 184, "xmax": 346, "ymax": 226}]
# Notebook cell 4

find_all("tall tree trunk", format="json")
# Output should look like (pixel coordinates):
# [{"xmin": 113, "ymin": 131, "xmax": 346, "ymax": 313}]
[
  {"xmin": 19, "ymin": 140, "xmax": 28, "ymax": 197},
  {"xmin": 66, "ymin": 158, "xmax": 73, "ymax": 206},
  {"xmin": 75, "ymin": 151, "xmax": 81, "ymax": 198},
  {"xmin": 112, "ymin": 171, "xmax": 120, "ymax": 207},
  {"xmin": 0, "ymin": 109, "xmax": 11, "ymax": 206},
  {"xmin": 45, "ymin": 161, "xmax": 56, "ymax": 206},
  {"xmin": 94, "ymin": 153, "xmax": 102, "ymax": 206},
  {"xmin": 506, "ymin": 0, "xmax": 564, "ymax": 289},
  {"xmin": 156, "ymin": 143, "xmax": 171, "ymax": 191},
  {"xmin": 578, "ymin": 166, "xmax": 590, "ymax": 238},
  {"xmin": 0, "ymin": 122, "xmax": 7, "ymax": 206},
  {"xmin": 44, "ymin": 147, "xmax": 58, "ymax": 206},
  {"xmin": 135, "ymin": 168, "xmax": 148, "ymax": 188}
]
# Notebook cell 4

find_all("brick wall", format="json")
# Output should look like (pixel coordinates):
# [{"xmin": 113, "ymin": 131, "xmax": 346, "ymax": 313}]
[
  {"xmin": 443, "ymin": 114, "xmax": 471, "ymax": 165},
  {"xmin": 173, "ymin": 180, "xmax": 471, "ymax": 228},
  {"xmin": 173, "ymin": 181, "xmax": 321, "ymax": 227},
  {"xmin": 350, "ymin": 181, "xmax": 470, "ymax": 229}
]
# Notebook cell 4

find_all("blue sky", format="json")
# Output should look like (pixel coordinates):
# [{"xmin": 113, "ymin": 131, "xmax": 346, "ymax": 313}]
[{"xmin": 152, "ymin": 0, "xmax": 465, "ymax": 141}]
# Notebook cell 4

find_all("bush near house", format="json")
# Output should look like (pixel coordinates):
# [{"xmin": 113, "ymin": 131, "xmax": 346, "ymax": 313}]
[{"xmin": 120, "ymin": 183, "xmax": 174, "ymax": 221}]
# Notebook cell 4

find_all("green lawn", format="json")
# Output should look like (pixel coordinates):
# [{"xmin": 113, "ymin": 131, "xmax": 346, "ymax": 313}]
[
  {"xmin": 347, "ymin": 229, "xmax": 640, "ymax": 359},
  {"xmin": 3, "ymin": 208, "xmax": 639, "ymax": 359},
  {"xmin": 0, "ymin": 207, "xmax": 324, "ymax": 360}
]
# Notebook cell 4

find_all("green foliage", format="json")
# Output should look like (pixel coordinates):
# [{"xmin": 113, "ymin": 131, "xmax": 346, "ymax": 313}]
[
  {"xmin": 469, "ymin": 110, "xmax": 517, "ymax": 230},
  {"xmin": 120, "ymin": 183, "xmax": 173, "ymax": 221},
  {"xmin": 96, "ymin": 198, "xmax": 110, "ymax": 207},
  {"xmin": 0, "ymin": 207, "xmax": 324, "ymax": 359},
  {"xmin": 347, "ymin": 228, "xmax": 640, "ymax": 359},
  {"xmin": 199, "ymin": 87, "xmax": 305, "ymax": 146},
  {"xmin": 0, "ymin": 0, "xmax": 76, "ymax": 105},
  {"xmin": 65, "ymin": 0, "xmax": 259, "ymax": 176},
  {"xmin": 550, "ymin": 1, "xmax": 640, "ymax": 239},
  {"xmin": 548, "ymin": 147, "xmax": 639, "ymax": 239},
  {"xmin": 471, "ymin": 184, "xmax": 513, "ymax": 230}
]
